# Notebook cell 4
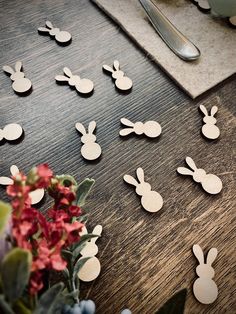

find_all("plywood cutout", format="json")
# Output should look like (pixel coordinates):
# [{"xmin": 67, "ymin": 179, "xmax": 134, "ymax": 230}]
[
  {"xmin": 3, "ymin": 61, "xmax": 32, "ymax": 93},
  {"xmin": 120, "ymin": 118, "xmax": 161, "ymax": 138},
  {"xmin": 38, "ymin": 21, "xmax": 72, "ymax": 44},
  {"xmin": 177, "ymin": 157, "xmax": 222, "ymax": 194},
  {"xmin": 0, "ymin": 165, "xmax": 44, "ymax": 205},
  {"xmin": 78, "ymin": 225, "xmax": 103, "ymax": 282},
  {"xmin": 103, "ymin": 60, "xmax": 132, "ymax": 91},
  {"xmin": 199, "ymin": 105, "xmax": 220, "ymax": 140},
  {"xmin": 123, "ymin": 167, "xmax": 163, "ymax": 212},
  {"xmin": 0, "ymin": 123, "xmax": 23, "ymax": 142},
  {"xmin": 55, "ymin": 67, "xmax": 94, "ymax": 95},
  {"xmin": 192, "ymin": 244, "xmax": 218, "ymax": 304},
  {"xmin": 75, "ymin": 121, "xmax": 101, "ymax": 160}
]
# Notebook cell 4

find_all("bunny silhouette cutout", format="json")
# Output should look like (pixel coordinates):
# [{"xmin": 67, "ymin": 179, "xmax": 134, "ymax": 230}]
[
  {"xmin": 38, "ymin": 20, "xmax": 72, "ymax": 44},
  {"xmin": 192, "ymin": 0, "xmax": 211, "ymax": 12},
  {"xmin": 177, "ymin": 157, "xmax": 222, "ymax": 195},
  {"xmin": 123, "ymin": 167, "xmax": 163, "ymax": 212},
  {"xmin": 3, "ymin": 61, "xmax": 32, "ymax": 93},
  {"xmin": 103, "ymin": 60, "xmax": 132, "ymax": 91},
  {"xmin": 120, "ymin": 118, "xmax": 162, "ymax": 138},
  {"xmin": 199, "ymin": 105, "xmax": 220, "ymax": 140},
  {"xmin": 78, "ymin": 225, "xmax": 103, "ymax": 282},
  {"xmin": 0, "ymin": 165, "xmax": 44, "ymax": 205},
  {"xmin": 192, "ymin": 244, "xmax": 218, "ymax": 304},
  {"xmin": 75, "ymin": 121, "xmax": 101, "ymax": 160},
  {"xmin": 55, "ymin": 67, "xmax": 94, "ymax": 95},
  {"xmin": 0, "ymin": 123, "xmax": 23, "ymax": 142}
]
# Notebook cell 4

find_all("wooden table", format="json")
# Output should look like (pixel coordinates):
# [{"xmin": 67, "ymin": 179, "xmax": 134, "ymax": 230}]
[{"xmin": 0, "ymin": 0, "xmax": 235, "ymax": 313}]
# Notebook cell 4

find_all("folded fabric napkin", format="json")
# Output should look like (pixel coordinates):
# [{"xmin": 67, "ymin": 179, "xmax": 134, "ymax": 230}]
[{"xmin": 92, "ymin": 0, "xmax": 236, "ymax": 98}]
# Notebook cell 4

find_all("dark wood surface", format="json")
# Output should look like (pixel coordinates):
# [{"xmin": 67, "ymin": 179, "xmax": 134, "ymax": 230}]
[{"xmin": 0, "ymin": 0, "xmax": 235, "ymax": 313}]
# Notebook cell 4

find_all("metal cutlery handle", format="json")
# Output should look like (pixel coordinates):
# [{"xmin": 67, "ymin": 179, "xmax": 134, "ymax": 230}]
[{"xmin": 139, "ymin": 0, "xmax": 200, "ymax": 61}]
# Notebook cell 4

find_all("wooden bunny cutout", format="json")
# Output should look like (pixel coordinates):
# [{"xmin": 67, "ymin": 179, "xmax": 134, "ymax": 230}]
[
  {"xmin": 75, "ymin": 121, "xmax": 101, "ymax": 160},
  {"xmin": 0, "ymin": 123, "xmax": 23, "ymax": 142},
  {"xmin": 199, "ymin": 105, "xmax": 220, "ymax": 140},
  {"xmin": 0, "ymin": 165, "xmax": 44, "ymax": 205},
  {"xmin": 120, "ymin": 118, "xmax": 162, "ymax": 138},
  {"xmin": 55, "ymin": 67, "xmax": 94, "ymax": 95},
  {"xmin": 3, "ymin": 61, "xmax": 32, "ymax": 93},
  {"xmin": 78, "ymin": 225, "xmax": 102, "ymax": 282},
  {"xmin": 177, "ymin": 157, "xmax": 222, "ymax": 195},
  {"xmin": 123, "ymin": 167, "xmax": 163, "ymax": 212},
  {"xmin": 38, "ymin": 21, "xmax": 72, "ymax": 44},
  {"xmin": 103, "ymin": 60, "xmax": 132, "ymax": 91},
  {"xmin": 193, "ymin": 244, "xmax": 218, "ymax": 304}
]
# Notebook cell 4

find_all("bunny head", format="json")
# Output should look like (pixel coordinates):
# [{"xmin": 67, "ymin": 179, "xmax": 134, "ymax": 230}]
[
  {"xmin": 200, "ymin": 105, "xmax": 218, "ymax": 125},
  {"xmin": 112, "ymin": 60, "xmax": 124, "ymax": 79},
  {"xmin": 124, "ymin": 168, "xmax": 151, "ymax": 196},
  {"xmin": 3, "ymin": 61, "xmax": 24, "ymax": 81},
  {"xmin": 75, "ymin": 121, "xmax": 96, "ymax": 143},
  {"xmin": 177, "ymin": 157, "xmax": 206, "ymax": 183},
  {"xmin": 80, "ymin": 225, "xmax": 102, "ymax": 257},
  {"xmin": 193, "ymin": 244, "xmax": 217, "ymax": 279}
]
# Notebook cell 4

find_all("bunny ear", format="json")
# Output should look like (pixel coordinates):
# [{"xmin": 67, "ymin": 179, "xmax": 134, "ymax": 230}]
[
  {"xmin": 177, "ymin": 167, "xmax": 193, "ymax": 176},
  {"xmin": 55, "ymin": 75, "xmax": 69, "ymax": 82},
  {"xmin": 91, "ymin": 225, "xmax": 102, "ymax": 243},
  {"xmin": 136, "ymin": 168, "xmax": 145, "ymax": 183},
  {"xmin": 10, "ymin": 165, "xmax": 19, "ymax": 176},
  {"xmin": 210, "ymin": 106, "xmax": 218, "ymax": 117},
  {"xmin": 75, "ymin": 123, "xmax": 86, "ymax": 135},
  {"xmin": 206, "ymin": 248, "xmax": 218, "ymax": 266},
  {"xmin": 103, "ymin": 65, "xmax": 113, "ymax": 73},
  {"xmin": 88, "ymin": 121, "xmax": 96, "ymax": 134},
  {"xmin": 45, "ymin": 20, "xmax": 53, "ymax": 29},
  {"xmin": 15, "ymin": 61, "xmax": 22, "ymax": 72},
  {"xmin": 120, "ymin": 118, "xmax": 134, "ymax": 127},
  {"xmin": 113, "ymin": 60, "xmax": 120, "ymax": 70},
  {"xmin": 0, "ymin": 177, "xmax": 13, "ymax": 185},
  {"xmin": 80, "ymin": 226, "xmax": 88, "ymax": 236},
  {"xmin": 199, "ymin": 105, "xmax": 209, "ymax": 116},
  {"xmin": 63, "ymin": 67, "xmax": 72, "ymax": 78},
  {"xmin": 38, "ymin": 27, "xmax": 50, "ymax": 33},
  {"xmin": 119, "ymin": 128, "xmax": 134, "ymax": 136},
  {"xmin": 193, "ymin": 244, "xmax": 204, "ymax": 264},
  {"xmin": 123, "ymin": 174, "xmax": 138, "ymax": 187},
  {"xmin": 185, "ymin": 157, "xmax": 197, "ymax": 171},
  {"xmin": 3, "ymin": 65, "xmax": 14, "ymax": 75}
]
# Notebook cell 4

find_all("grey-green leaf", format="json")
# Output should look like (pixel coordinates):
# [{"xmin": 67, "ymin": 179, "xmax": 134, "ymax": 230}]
[
  {"xmin": 34, "ymin": 283, "xmax": 64, "ymax": 314},
  {"xmin": 0, "ymin": 201, "xmax": 11, "ymax": 236},
  {"xmin": 156, "ymin": 289, "xmax": 187, "ymax": 314},
  {"xmin": 1, "ymin": 248, "xmax": 32, "ymax": 302},
  {"xmin": 76, "ymin": 178, "xmax": 95, "ymax": 207},
  {"xmin": 72, "ymin": 257, "xmax": 91, "ymax": 281},
  {"xmin": 0, "ymin": 295, "xmax": 14, "ymax": 314}
]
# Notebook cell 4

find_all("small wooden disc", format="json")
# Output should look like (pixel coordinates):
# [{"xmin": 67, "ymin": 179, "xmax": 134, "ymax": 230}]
[
  {"xmin": 3, "ymin": 123, "xmax": 23, "ymax": 141},
  {"xmin": 12, "ymin": 78, "xmax": 32, "ymax": 93},
  {"xmin": 141, "ymin": 191, "xmax": 163, "ymax": 212},
  {"xmin": 193, "ymin": 278, "xmax": 218, "ymax": 304},
  {"xmin": 144, "ymin": 121, "xmax": 162, "ymax": 138},
  {"xmin": 76, "ymin": 79, "xmax": 94, "ymax": 94},
  {"xmin": 202, "ymin": 125, "xmax": 220, "ymax": 140},
  {"xmin": 55, "ymin": 31, "xmax": 72, "ymax": 43},
  {"xmin": 116, "ymin": 77, "xmax": 133, "ymax": 91},
  {"xmin": 81, "ymin": 143, "xmax": 101, "ymax": 160},
  {"xmin": 78, "ymin": 257, "xmax": 101, "ymax": 282}
]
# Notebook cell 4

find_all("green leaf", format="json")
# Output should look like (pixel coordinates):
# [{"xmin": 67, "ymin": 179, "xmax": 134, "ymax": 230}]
[
  {"xmin": 0, "ymin": 201, "xmax": 11, "ymax": 236},
  {"xmin": 71, "ymin": 234, "xmax": 98, "ymax": 263},
  {"xmin": 156, "ymin": 289, "xmax": 187, "ymax": 314},
  {"xmin": 0, "ymin": 295, "xmax": 14, "ymax": 314},
  {"xmin": 13, "ymin": 300, "xmax": 32, "ymax": 314},
  {"xmin": 34, "ymin": 283, "xmax": 64, "ymax": 314},
  {"xmin": 1, "ymin": 248, "xmax": 32, "ymax": 302},
  {"xmin": 76, "ymin": 178, "xmax": 95, "ymax": 207},
  {"xmin": 72, "ymin": 257, "xmax": 91, "ymax": 282}
]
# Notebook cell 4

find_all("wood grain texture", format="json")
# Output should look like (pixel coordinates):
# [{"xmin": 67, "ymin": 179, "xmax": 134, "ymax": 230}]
[{"xmin": 0, "ymin": 0, "xmax": 235, "ymax": 313}]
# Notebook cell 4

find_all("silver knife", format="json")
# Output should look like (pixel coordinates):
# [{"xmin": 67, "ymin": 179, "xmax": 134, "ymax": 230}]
[{"xmin": 139, "ymin": 0, "xmax": 200, "ymax": 61}]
